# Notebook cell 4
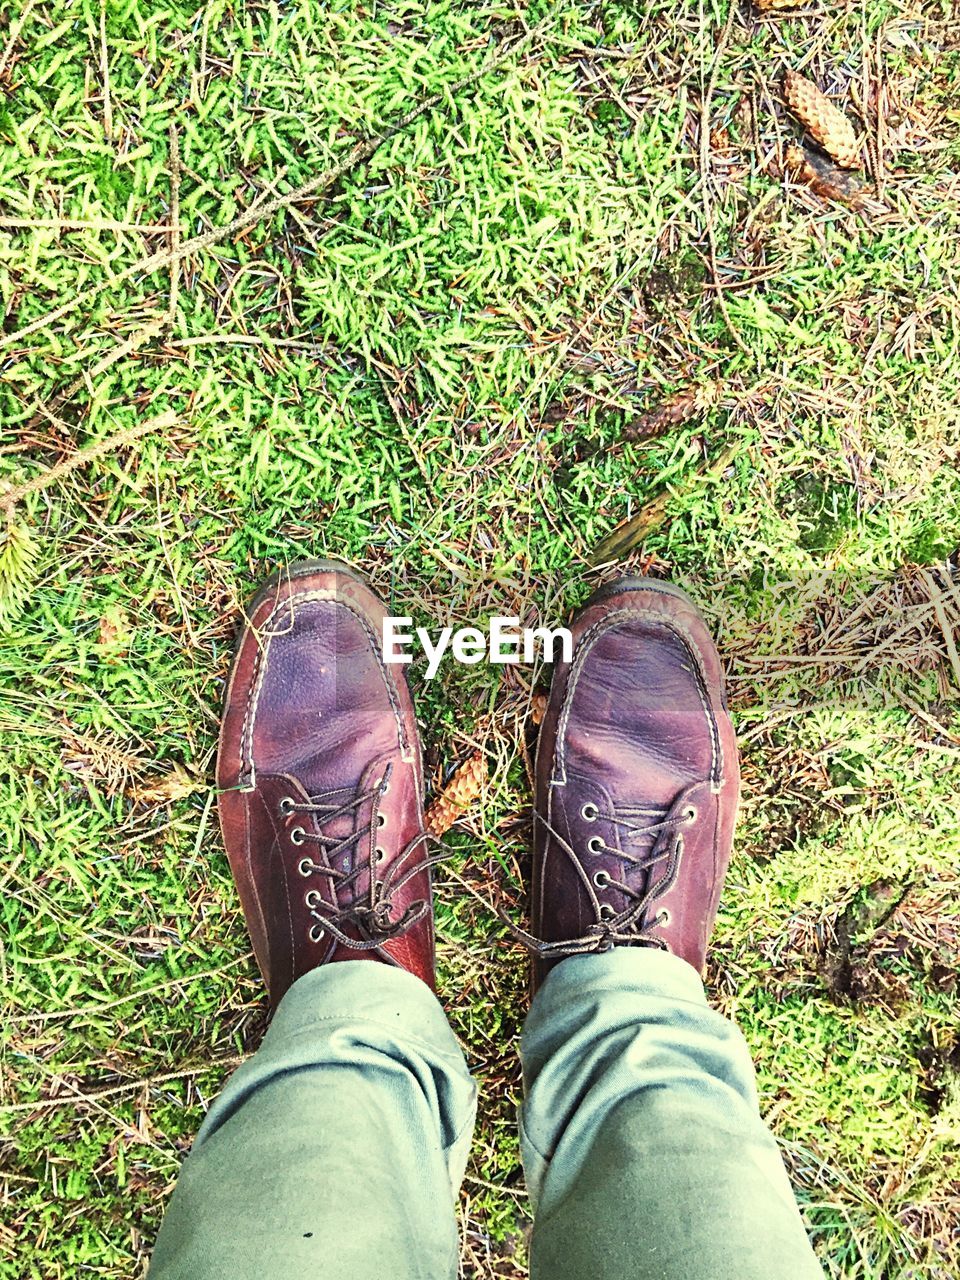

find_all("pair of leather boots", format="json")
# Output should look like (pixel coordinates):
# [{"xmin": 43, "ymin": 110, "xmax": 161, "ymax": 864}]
[{"xmin": 217, "ymin": 560, "xmax": 739, "ymax": 1005}]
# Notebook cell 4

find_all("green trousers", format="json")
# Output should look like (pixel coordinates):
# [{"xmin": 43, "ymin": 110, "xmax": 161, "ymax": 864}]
[{"xmin": 150, "ymin": 950, "xmax": 824, "ymax": 1279}]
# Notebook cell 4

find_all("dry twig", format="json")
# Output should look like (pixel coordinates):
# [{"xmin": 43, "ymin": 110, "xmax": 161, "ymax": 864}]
[
  {"xmin": 0, "ymin": 0, "xmax": 36, "ymax": 84},
  {"xmin": 590, "ymin": 443, "xmax": 739, "ymax": 565},
  {"xmin": 0, "ymin": 217, "xmax": 175, "ymax": 233},
  {"xmin": 32, "ymin": 317, "xmax": 168, "ymax": 426},
  {"xmin": 0, "ymin": 1057, "xmax": 247, "ymax": 1115},
  {"xmin": 1, "ymin": 18, "xmax": 555, "ymax": 354},
  {"xmin": 99, "ymin": 0, "xmax": 112, "ymax": 140},
  {"xmin": 1, "ymin": 409, "xmax": 183, "ymax": 521},
  {"xmin": 167, "ymin": 122, "xmax": 182, "ymax": 330},
  {"xmin": 699, "ymin": 3, "xmax": 752, "ymax": 355}
]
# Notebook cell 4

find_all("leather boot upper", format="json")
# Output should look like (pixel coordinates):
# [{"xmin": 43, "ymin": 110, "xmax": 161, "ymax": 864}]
[
  {"xmin": 217, "ymin": 560, "xmax": 436, "ymax": 1006},
  {"xmin": 531, "ymin": 579, "xmax": 740, "ymax": 985}
]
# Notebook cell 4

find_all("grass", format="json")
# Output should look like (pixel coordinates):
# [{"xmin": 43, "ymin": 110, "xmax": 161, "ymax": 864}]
[{"xmin": 2, "ymin": 0, "xmax": 960, "ymax": 1276}]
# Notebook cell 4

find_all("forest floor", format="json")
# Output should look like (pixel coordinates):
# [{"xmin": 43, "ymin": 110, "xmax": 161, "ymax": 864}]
[{"xmin": 1, "ymin": 2, "xmax": 959, "ymax": 1276}]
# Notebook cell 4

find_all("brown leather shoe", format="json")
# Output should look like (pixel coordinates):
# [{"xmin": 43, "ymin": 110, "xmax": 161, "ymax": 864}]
[
  {"xmin": 530, "ymin": 578, "xmax": 739, "ymax": 987},
  {"xmin": 217, "ymin": 559, "xmax": 439, "ymax": 1006}
]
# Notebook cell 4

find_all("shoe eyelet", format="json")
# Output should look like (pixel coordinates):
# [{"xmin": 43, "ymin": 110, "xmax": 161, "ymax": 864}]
[
  {"xmin": 377, "ymin": 813, "xmax": 387, "ymax": 828},
  {"xmin": 658, "ymin": 909, "xmax": 672, "ymax": 926},
  {"xmin": 304, "ymin": 889, "xmax": 322, "ymax": 909},
  {"xmin": 587, "ymin": 836, "xmax": 604, "ymax": 856},
  {"xmin": 289, "ymin": 826, "xmax": 306, "ymax": 846},
  {"xmin": 297, "ymin": 857, "xmax": 313, "ymax": 877},
  {"xmin": 279, "ymin": 796, "xmax": 295, "ymax": 817},
  {"xmin": 381, "ymin": 780, "xmax": 390, "ymax": 796},
  {"xmin": 309, "ymin": 924, "xmax": 326, "ymax": 943},
  {"xmin": 581, "ymin": 803, "xmax": 598, "ymax": 822},
  {"xmin": 593, "ymin": 870, "xmax": 609, "ymax": 889},
  {"xmin": 375, "ymin": 848, "xmax": 386, "ymax": 863},
  {"xmin": 599, "ymin": 904, "xmax": 614, "ymax": 921},
  {"xmin": 684, "ymin": 806, "xmax": 697, "ymax": 823}
]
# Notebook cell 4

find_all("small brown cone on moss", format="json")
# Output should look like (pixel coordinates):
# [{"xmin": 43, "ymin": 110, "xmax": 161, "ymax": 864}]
[
  {"xmin": 622, "ymin": 382, "xmax": 721, "ymax": 443},
  {"xmin": 783, "ymin": 70, "xmax": 860, "ymax": 169},
  {"xmin": 425, "ymin": 751, "xmax": 487, "ymax": 837}
]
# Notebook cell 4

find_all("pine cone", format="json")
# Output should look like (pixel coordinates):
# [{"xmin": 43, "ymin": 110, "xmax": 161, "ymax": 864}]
[
  {"xmin": 783, "ymin": 70, "xmax": 860, "ymax": 169},
  {"xmin": 622, "ymin": 381, "xmax": 720, "ymax": 443},
  {"xmin": 425, "ymin": 751, "xmax": 487, "ymax": 837}
]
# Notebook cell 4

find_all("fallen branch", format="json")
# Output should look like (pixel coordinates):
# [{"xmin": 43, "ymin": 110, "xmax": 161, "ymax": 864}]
[
  {"xmin": 0, "ymin": 217, "xmax": 176, "ymax": 233},
  {"xmin": 589, "ymin": 443, "xmax": 739, "ymax": 565},
  {"xmin": 0, "ymin": 0, "xmax": 36, "ymax": 84},
  {"xmin": 1, "ymin": 17, "xmax": 553, "ymax": 353},
  {"xmin": 167, "ymin": 121, "xmax": 182, "ymax": 329},
  {"xmin": 30, "ymin": 316, "xmax": 168, "ymax": 427},
  {"xmin": 1, "ymin": 409, "xmax": 182, "ymax": 521},
  {"xmin": 698, "ymin": 3, "xmax": 751, "ymax": 355},
  {"xmin": 0, "ymin": 1055, "xmax": 247, "ymax": 1115}
]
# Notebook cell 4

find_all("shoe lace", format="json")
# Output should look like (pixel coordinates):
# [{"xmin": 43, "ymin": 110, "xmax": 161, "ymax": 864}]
[
  {"xmin": 282, "ymin": 765, "xmax": 449, "ymax": 951},
  {"xmin": 506, "ymin": 791, "xmax": 698, "ymax": 959}
]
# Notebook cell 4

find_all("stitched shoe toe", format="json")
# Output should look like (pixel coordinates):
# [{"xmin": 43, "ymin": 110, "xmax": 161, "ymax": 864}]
[
  {"xmin": 217, "ymin": 561, "xmax": 436, "ymax": 1006},
  {"xmin": 531, "ymin": 580, "xmax": 739, "ymax": 986}
]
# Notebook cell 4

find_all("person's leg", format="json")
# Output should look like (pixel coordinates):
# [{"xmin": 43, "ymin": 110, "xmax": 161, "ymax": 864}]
[
  {"xmin": 521, "ymin": 578, "xmax": 823, "ymax": 1279},
  {"xmin": 151, "ymin": 961, "xmax": 476, "ymax": 1279},
  {"xmin": 520, "ymin": 948, "xmax": 823, "ymax": 1280},
  {"xmin": 151, "ymin": 560, "xmax": 476, "ymax": 1278}
]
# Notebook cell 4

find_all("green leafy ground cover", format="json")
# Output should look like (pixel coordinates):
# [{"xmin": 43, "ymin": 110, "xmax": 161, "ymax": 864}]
[{"xmin": 1, "ymin": 1, "xmax": 959, "ymax": 1276}]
